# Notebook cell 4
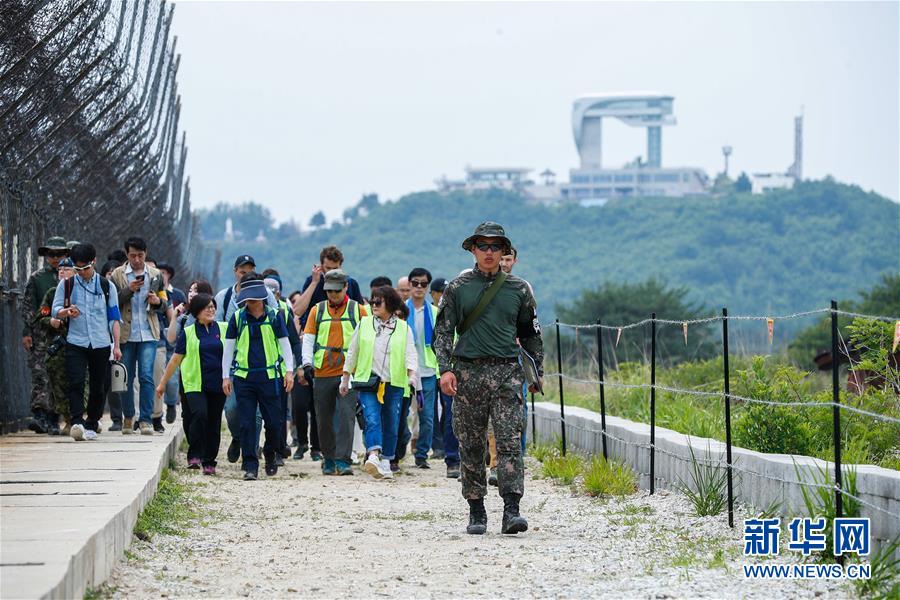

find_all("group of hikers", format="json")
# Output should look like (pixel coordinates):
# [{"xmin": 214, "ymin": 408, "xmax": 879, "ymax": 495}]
[{"xmin": 21, "ymin": 221, "xmax": 544, "ymax": 534}]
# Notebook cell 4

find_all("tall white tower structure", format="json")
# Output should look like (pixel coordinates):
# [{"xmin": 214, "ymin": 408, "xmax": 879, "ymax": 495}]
[{"xmin": 563, "ymin": 92, "xmax": 708, "ymax": 200}]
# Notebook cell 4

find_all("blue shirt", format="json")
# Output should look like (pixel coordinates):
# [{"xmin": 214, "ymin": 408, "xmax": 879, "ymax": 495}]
[
  {"xmin": 226, "ymin": 308, "xmax": 289, "ymax": 382},
  {"xmin": 51, "ymin": 274, "xmax": 120, "ymax": 350},
  {"xmin": 124, "ymin": 264, "xmax": 155, "ymax": 342},
  {"xmin": 175, "ymin": 321, "xmax": 224, "ymax": 393}
]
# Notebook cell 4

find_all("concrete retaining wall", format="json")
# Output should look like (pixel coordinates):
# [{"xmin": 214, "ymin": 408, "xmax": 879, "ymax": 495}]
[{"xmin": 529, "ymin": 402, "xmax": 900, "ymax": 546}]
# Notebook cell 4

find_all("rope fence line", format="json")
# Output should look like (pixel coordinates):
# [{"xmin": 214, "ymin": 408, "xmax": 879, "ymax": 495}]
[
  {"xmin": 543, "ymin": 372, "xmax": 900, "ymax": 425},
  {"xmin": 541, "ymin": 303, "xmax": 899, "ymax": 530},
  {"xmin": 548, "ymin": 307, "xmax": 900, "ymax": 332},
  {"xmin": 554, "ymin": 417, "xmax": 900, "ymax": 521}
]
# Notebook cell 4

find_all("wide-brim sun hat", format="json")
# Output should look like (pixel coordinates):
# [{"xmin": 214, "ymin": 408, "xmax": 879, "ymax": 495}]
[
  {"xmin": 38, "ymin": 236, "xmax": 69, "ymax": 256},
  {"xmin": 461, "ymin": 221, "xmax": 512, "ymax": 251},
  {"xmin": 236, "ymin": 279, "xmax": 268, "ymax": 304}
]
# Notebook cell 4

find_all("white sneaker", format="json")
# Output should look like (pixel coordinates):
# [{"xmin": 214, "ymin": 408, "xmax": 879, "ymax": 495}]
[
  {"xmin": 70, "ymin": 424, "xmax": 84, "ymax": 441},
  {"xmin": 84, "ymin": 429, "xmax": 98, "ymax": 441},
  {"xmin": 379, "ymin": 458, "xmax": 394, "ymax": 480},
  {"xmin": 364, "ymin": 454, "xmax": 383, "ymax": 479}
]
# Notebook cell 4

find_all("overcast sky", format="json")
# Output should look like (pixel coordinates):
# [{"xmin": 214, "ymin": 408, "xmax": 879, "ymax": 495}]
[{"xmin": 170, "ymin": 1, "xmax": 899, "ymax": 224}]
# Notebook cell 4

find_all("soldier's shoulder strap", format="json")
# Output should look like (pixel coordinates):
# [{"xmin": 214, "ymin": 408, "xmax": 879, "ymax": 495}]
[{"xmin": 457, "ymin": 271, "xmax": 507, "ymax": 335}]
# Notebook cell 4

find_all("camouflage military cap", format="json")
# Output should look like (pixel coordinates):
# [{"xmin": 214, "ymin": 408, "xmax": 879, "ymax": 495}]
[
  {"xmin": 38, "ymin": 236, "xmax": 68, "ymax": 256},
  {"xmin": 461, "ymin": 221, "xmax": 512, "ymax": 251}
]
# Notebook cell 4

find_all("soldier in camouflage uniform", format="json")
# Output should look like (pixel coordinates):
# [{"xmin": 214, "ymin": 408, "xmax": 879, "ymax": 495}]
[
  {"xmin": 434, "ymin": 222, "xmax": 543, "ymax": 535},
  {"xmin": 21, "ymin": 236, "xmax": 69, "ymax": 434}
]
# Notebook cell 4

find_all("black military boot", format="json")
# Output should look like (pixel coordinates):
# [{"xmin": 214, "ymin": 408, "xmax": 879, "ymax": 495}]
[
  {"xmin": 46, "ymin": 412, "xmax": 61, "ymax": 436},
  {"xmin": 28, "ymin": 409, "xmax": 49, "ymax": 434},
  {"xmin": 501, "ymin": 493, "xmax": 528, "ymax": 535},
  {"xmin": 466, "ymin": 499, "xmax": 487, "ymax": 535}
]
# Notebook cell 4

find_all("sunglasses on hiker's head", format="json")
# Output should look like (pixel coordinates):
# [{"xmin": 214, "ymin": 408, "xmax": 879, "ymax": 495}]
[
  {"xmin": 410, "ymin": 280, "xmax": 429, "ymax": 288},
  {"xmin": 475, "ymin": 242, "xmax": 505, "ymax": 252}
]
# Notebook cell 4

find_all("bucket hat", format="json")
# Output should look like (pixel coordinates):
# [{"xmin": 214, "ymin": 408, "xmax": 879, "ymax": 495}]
[{"xmin": 461, "ymin": 221, "xmax": 512, "ymax": 252}]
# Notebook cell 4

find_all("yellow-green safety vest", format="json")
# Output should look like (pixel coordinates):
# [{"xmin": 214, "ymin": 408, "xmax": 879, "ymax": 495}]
[
  {"xmin": 422, "ymin": 303, "xmax": 439, "ymax": 372},
  {"xmin": 278, "ymin": 299, "xmax": 290, "ymax": 324},
  {"xmin": 313, "ymin": 299, "xmax": 360, "ymax": 369},
  {"xmin": 352, "ymin": 316, "xmax": 411, "ymax": 397},
  {"xmin": 232, "ymin": 307, "xmax": 283, "ymax": 380},
  {"xmin": 180, "ymin": 321, "xmax": 227, "ymax": 393}
]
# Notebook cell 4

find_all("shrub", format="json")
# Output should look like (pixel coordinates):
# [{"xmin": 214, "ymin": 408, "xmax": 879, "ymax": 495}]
[{"xmin": 582, "ymin": 455, "xmax": 637, "ymax": 497}]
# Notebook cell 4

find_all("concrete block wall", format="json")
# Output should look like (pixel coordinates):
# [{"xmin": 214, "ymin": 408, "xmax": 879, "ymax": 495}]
[{"xmin": 529, "ymin": 402, "xmax": 900, "ymax": 546}]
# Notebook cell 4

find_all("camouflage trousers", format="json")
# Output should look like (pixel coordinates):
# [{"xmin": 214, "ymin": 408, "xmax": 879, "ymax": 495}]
[
  {"xmin": 26, "ymin": 339, "xmax": 51, "ymax": 412},
  {"xmin": 47, "ymin": 349, "xmax": 87, "ymax": 418},
  {"xmin": 454, "ymin": 359, "xmax": 525, "ymax": 500}
]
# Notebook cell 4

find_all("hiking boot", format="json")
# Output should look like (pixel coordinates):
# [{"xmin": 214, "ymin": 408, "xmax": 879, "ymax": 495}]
[
  {"xmin": 364, "ymin": 454, "xmax": 383, "ymax": 479},
  {"xmin": 293, "ymin": 447, "xmax": 306, "ymax": 460},
  {"xmin": 133, "ymin": 419, "xmax": 141, "ymax": 432},
  {"xmin": 227, "ymin": 439, "xmax": 241, "ymax": 463},
  {"xmin": 279, "ymin": 445, "xmax": 292, "ymax": 459},
  {"xmin": 165, "ymin": 405, "xmax": 176, "ymax": 424},
  {"xmin": 243, "ymin": 470, "xmax": 258, "ymax": 481},
  {"xmin": 61, "ymin": 422, "xmax": 71, "ymax": 437},
  {"xmin": 488, "ymin": 467, "xmax": 498, "ymax": 487},
  {"xmin": 83, "ymin": 429, "xmax": 98, "ymax": 441},
  {"xmin": 501, "ymin": 493, "xmax": 528, "ymax": 535},
  {"xmin": 152, "ymin": 417, "xmax": 165, "ymax": 433},
  {"xmin": 310, "ymin": 450, "xmax": 323, "ymax": 462},
  {"xmin": 274, "ymin": 454, "xmax": 285, "ymax": 467},
  {"xmin": 70, "ymin": 424, "xmax": 85, "ymax": 441},
  {"xmin": 188, "ymin": 458, "xmax": 201, "ymax": 470},
  {"xmin": 139, "ymin": 421, "xmax": 154, "ymax": 435},
  {"xmin": 389, "ymin": 460, "xmax": 400, "ymax": 473},
  {"xmin": 108, "ymin": 420, "xmax": 123, "ymax": 432},
  {"xmin": 265, "ymin": 462, "xmax": 278, "ymax": 477},
  {"xmin": 28, "ymin": 409, "xmax": 49, "ymax": 434},
  {"xmin": 122, "ymin": 417, "xmax": 134, "ymax": 435},
  {"xmin": 466, "ymin": 499, "xmax": 487, "ymax": 535},
  {"xmin": 335, "ymin": 460, "xmax": 354, "ymax": 475},
  {"xmin": 415, "ymin": 457, "xmax": 431, "ymax": 469},
  {"xmin": 47, "ymin": 413, "xmax": 61, "ymax": 436},
  {"xmin": 446, "ymin": 464, "xmax": 461, "ymax": 479},
  {"xmin": 202, "ymin": 465, "xmax": 216, "ymax": 476},
  {"xmin": 321, "ymin": 459, "xmax": 336, "ymax": 475}
]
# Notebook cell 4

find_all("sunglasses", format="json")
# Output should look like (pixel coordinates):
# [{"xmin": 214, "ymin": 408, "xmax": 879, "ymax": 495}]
[
  {"xmin": 475, "ymin": 242, "xmax": 505, "ymax": 252},
  {"xmin": 410, "ymin": 280, "xmax": 429, "ymax": 288},
  {"xmin": 47, "ymin": 251, "xmax": 68, "ymax": 258},
  {"xmin": 73, "ymin": 263, "xmax": 93, "ymax": 271},
  {"xmin": 370, "ymin": 299, "xmax": 384, "ymax": 307}
]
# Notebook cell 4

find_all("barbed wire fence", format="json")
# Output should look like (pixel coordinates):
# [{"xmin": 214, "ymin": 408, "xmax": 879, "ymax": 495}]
[
  {"xmin": 0, "ymin": 0, "xmax": 205, "ymax": 431},
  {"xmin": 533, "ymin": 304, "xmax": 900, "ymax": 535}
]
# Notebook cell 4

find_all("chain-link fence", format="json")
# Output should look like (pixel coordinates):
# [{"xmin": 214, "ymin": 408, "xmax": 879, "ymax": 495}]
[{"xmin": 0, "ymin": 0, "xmax": 205, "ymax": 432}]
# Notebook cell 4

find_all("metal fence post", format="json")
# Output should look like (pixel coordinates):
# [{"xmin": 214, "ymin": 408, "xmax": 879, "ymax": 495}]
[
  {"xmin": 597, "ymin": 318, "xmax": 608, "ymax": 460},
  {"xmin": 555, "ymin": 319, "xmax": 567, "ymax": 456},
  {"xmin": 722, "ymin": 307, "xmax": 734, "ymax": 528},
  {"xmin": 650, "ymin": 312, "xmax": 656, "ymax": 495},
  {"xmin": 831, "ymin": 300, "xmax": 843, "ymax": 520}
]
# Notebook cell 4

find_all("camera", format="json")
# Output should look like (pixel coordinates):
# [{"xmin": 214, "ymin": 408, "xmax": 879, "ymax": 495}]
[{"xmin": 47, "ymin": 335, "xmax": 65, "ymax": 357}]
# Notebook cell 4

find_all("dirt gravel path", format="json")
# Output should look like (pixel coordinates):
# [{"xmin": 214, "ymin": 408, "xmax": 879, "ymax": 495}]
[{"xmin": 107, "ymin": 440, "xmax": 852, "ymax": 599}]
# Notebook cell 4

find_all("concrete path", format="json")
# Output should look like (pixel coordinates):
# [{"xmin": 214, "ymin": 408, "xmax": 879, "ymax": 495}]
[{"xmin": 0, "ymin": 418, "xmax": 182, "ymax": 599}]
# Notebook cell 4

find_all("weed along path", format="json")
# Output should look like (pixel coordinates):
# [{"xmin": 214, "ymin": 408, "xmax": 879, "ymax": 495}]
[{"xmin": 103, "ymin": 442, "xmax": 853, "ymax": 599}]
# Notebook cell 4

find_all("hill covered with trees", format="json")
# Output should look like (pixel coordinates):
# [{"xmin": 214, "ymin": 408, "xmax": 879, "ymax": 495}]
[{"xmin": 200, "ymin": 180, "xmax": 898, "ymax": 341}]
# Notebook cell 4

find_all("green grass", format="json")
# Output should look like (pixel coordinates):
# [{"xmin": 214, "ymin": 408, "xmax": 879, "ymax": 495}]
[
  {"xmin": 853, "ymin": 536, "xmax": 899, "ymax": 600},
  {"xmin": 548, "ymin": 355, "xmax": 899, "ymax": 470},
  {"xmin": 678, "ymin": 443, "xmax": 728, "ymax": 517},
  {"xmin": 582, "ymin": 455, "xmax": 637, "ymax": 498},
  {"xmin": 529, "ymin": 438, "xmax": 562, "ymax": 463},
  {"xmin": 133, "ymin": 468, "xmax": 203, "ymax": 541},
  {"xmin": 541, "ymin": 454, "xmax": 583, "ymax": 485}
]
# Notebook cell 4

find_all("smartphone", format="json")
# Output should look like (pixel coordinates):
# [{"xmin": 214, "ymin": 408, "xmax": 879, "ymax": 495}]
[{"xmin": 135, "ymin": 274, "xmax": 145, "ymax": 282}]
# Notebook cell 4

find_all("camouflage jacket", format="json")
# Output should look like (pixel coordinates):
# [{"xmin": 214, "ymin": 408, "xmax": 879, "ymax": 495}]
[
  {"xmin": 22, "ymin": 264, "xmax": 57, "ymax": 337},
  {"xmin": 434, "ymin": 266, "xmax": 543, "ymax": 375}
]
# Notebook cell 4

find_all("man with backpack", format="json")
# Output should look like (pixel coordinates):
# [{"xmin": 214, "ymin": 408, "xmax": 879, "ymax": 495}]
[{"xmin": 51, "ymin": 243, "xmax": 122, "ymax": 441}]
